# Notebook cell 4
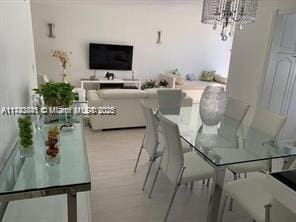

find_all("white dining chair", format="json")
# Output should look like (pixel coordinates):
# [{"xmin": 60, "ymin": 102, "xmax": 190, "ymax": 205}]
[
  {"xmin": 134, "ymin": 101, "xmax": 161, "ymax": 191},
  {"xmin": 148, "ymin": 113, "xmax": 214, "ymax": 222},
  {"xmin": 196, "ymin": 97, "xmax": 250, "ymax": 149},
  {"xmin": 228, "ymin": 108, "xmax": 286, "ymax": 175},
  {"xmin": 218, "ymin": 160, "xmax": 296, "ymax": 222},
  {"xmin": 134, "ymin": 100, "xmax": 191, "ymax": 191},
  {"xmin": 269, "ymin": 199, "xmax": 296, "ymax": 222},
  {"xmin": 227, "ymin": 108, "xmax": 286, "ymax": 210},
  {"xmin": 157, "ymin": 89, "xmax": 182, "ymax": 115},
  {"xmin": 219, "ymin": 97, "xmax": 250, "ymax": 140}
]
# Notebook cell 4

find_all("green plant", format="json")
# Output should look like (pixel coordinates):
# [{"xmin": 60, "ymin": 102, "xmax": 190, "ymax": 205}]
[
  {"xmin": 33, "ymin": 82, "xmax": 78, "ymax": 107},
  {"xmin": 141, "ymin": 79, "xmax": 158, "ymax": 89},
  {"xmin": 141, "ymin": 79, "xmax": 169, "ymax": 89},
  {"xmin": 18, "ymin": 116, "xmax": 33, "ymax": 148}
]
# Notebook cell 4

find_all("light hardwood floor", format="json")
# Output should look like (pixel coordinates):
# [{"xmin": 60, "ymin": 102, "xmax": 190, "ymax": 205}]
[{"xmin": 84, "ymin": 126, "xmax": 257, "ymax": 222}]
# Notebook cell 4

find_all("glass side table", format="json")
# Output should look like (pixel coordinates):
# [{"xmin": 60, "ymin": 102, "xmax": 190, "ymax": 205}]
[{"xmin": 0, "ymin": 121, "xmax": 91, "ymax": 222}]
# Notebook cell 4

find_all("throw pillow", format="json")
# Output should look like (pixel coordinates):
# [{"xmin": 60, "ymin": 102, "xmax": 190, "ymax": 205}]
[
  {"xmin": 175, "ymin": 75, "xmax": 185, "ymax": 85},
  {"xmin": 214, "ymin": 74, "xmax": 227, "ymax": 84},
  {"xmin": 201, "ymin": 70, "xmax": 215, "ymax": 82},
  {"xmin": 186, "ymin": 74, "xmax": 195, "ymax": 81}
]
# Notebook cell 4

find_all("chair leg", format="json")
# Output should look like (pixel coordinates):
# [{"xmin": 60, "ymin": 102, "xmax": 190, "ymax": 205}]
[
  {"xmin": 218, "ymin": 193, "xmax": 229, "ymax": 222},
  {"xmin": 264, "ymin": 204, "xmax": 272, "ymax": 222},
  {"xmin": 133, "ymin": 137, "xmax": 145, "ymax": 173},
  {"xmin": 206, "ymin": 178, "xmax": 211, "ymax": 187},
  {"xmin": 268, "ymin": 159, "xmax": 273, "ymax": 172},
  {"xmin": 244, "ymin": 172, "xmax": 247, "ymax": 178},
  {"xmin": 190, "ymin": 182, "xmax": 194, "ymax": 190},
  {"xmin": 142, "ymin": 159, "xmax": 154, "ymax": 191},
  {"xmin": 202, "ymin": 179, "xmax": 205, "ymax": 185},
  {"xmin": 148, "ymin": 164, "xmax": 161, "ymax": 198},
  {"xmin": 163, "ymin": 183, "xmax": 180, "ymax": 222},
  {"xmin": 228, "ymin": 173, "xmax": 237, "ymax": 211}
]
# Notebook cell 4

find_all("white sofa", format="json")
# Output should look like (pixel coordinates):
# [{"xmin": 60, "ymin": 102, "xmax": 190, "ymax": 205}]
[
  {"xmin": 159, "ymin": 73, "xmax": 227, "ymax": 89},
  {"xmin": 88, "ymin": 88, "xmax": 193, "ymax": 130},
  {"xmin": 159, "ymin": 73, "xmax": 227, "ymax": 104}
]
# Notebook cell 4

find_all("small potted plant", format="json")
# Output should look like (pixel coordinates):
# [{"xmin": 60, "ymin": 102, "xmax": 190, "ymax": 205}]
[
  {"xmin": 33, "ymin": 82, "xmax": 78, "ymax": 123},
  {"xmin": 141, "ymin": 79, "xmax": 158, "ymax": 89},
  {"xmin": 34, "ymin": 82, "xmax": 78, "ymax": 107},
  {"xmin": 18, "ymin": 116, "xmax": 34, "ymax": 158},
  {"xmin": 45, "ymin": 126, "xmax": 60, "ymax": 166},
  {"xmin": 141, "ymin": 79, "xmax": 169, "ymax": 89}
]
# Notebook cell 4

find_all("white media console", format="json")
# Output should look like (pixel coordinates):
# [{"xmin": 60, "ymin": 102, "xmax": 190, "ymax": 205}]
[{"xmin": 80, "ymin": 78, "xmax": 141, "ymax": 90}]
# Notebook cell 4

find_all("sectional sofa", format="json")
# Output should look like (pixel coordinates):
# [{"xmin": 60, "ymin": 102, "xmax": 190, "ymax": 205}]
[{"xmin": 87, "ymin": 88, "xmax": 193, "ymax": 130}]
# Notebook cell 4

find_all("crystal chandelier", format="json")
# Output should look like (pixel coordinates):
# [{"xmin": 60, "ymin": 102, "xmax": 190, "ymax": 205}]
[{"xmin": 201, "ymin": 0, "xmax": 258, "ymax": 41}]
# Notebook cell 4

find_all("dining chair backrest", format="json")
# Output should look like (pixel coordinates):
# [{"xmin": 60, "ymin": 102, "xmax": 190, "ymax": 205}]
[
  {"xmin": 248, "ymin": 108, "xmax": 286, "ymax": 141},
  {"xmin": 270, "ymin": 199, "xmax": 296, "ymax": 222},
  {"xmin": 266, "ymin": 160, "xmax": 296, "ymax": 222},
  {"xmin": 157, "ymin": 89, "xmax": 182, "ymax": 115},
  {"xmin": 219, "ymin": 97, "xmax": 250, "ymax": 139},
  {"xmin": 288, "ymin": 159, "xmax": 296, "ymax": 170},
  {"xmin": 141, "ymin": 100, "xmax": 159, "ymax": 159},
  {"xmin": 159, "ymin": 113, "xmax": 184, "ymax": 185}
]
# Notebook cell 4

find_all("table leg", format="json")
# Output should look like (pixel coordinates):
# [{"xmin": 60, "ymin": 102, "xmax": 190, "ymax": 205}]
[
  {"xmin": 67, "ymin": 192, "xmax": 77, "ymax": 222},
  {"xmin": 206, "ymin": 166, "xmax": 226, "ymax": 222}
]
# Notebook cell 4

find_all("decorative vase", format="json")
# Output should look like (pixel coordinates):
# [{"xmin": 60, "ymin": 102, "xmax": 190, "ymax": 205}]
[
  {"xmin": 45, "ymin": 151, "xmax": 60, "ymax": 166},
  {"xmin": 20, "ymin": 144, "xmax": 34, "ymax": 158},
  {"xmin": 62, "ymin": 68, "xmax": 70, "ymax": 83},
  {"xmin": 59, "ymin": 110, "xmax": 68, "ymax": 124},
  {"xmin": 58, "ymin": 107, "xmax": 74, "ymax": 125},
  {"xmin": 32, "ymin": 94, "xmax": 45, "ymax": 131},
  {"xmin": 18, "ymin": 116, "xmax": 34, "ymax": 158},
  {"xmin": 34, "ymin": 114, "xmax": 45, "ymax": 131},
  {"xmin": 199, "ymin": 85, "xmax": 227, "ymax": 126},
  {"xmin": 45, "ymin": 126, "xmax": 60, "ymax": 166}
]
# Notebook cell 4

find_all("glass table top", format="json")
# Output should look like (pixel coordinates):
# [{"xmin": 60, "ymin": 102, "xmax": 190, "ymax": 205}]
[
  {"xmin": 0, "ymin": 122, "xmax": 91, "ymax": 196},
  {"xmin": 161, "ymin": 105, "xmax": 296, "ymax": 166}
]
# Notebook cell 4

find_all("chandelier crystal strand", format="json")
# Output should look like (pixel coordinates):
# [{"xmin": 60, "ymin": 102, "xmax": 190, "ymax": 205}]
[{"xmin": 202, "ymin": 0, "xmax": 258, "ymax": 41}]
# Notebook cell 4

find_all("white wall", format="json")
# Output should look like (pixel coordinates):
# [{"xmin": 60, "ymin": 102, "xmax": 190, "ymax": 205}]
[
  {"xmin": 0, "ymin": 0, "xmax": 37, "ymax": 167},
  {"xmin": 227, "ymin": 0, "xmax": 296, "ymax": 123},
  {"xmin": 30, "ymin": 0, "xmax": 233, "ymax": 87}
]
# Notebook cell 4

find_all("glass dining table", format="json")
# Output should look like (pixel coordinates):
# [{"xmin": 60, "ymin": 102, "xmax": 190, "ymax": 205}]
[
  {"xmin": 159, "ymin": 104, "xmax": 296, "ymax": 222},
  {"xmin": 0, "ymin": 120, "xmax": 91, "ymax": 222}
]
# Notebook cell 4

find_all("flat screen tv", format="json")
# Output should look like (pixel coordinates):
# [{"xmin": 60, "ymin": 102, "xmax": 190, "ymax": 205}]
[{"xmin": 89, "ymin": 43, "xmax": 133, "ymax": 70}]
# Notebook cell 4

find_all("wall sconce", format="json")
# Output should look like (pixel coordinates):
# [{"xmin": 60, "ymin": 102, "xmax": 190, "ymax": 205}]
[
  {"xmin": 48, "ymin": 23, "xmax": 56, "ymax": 38},
  {"xmin": 157, "ymin": 30, "xmax": 162, "ymax": 44}
]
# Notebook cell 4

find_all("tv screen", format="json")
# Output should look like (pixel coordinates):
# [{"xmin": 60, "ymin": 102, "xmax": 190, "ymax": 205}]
[{"xmin": 89, "ymin": 43, "xmax": 133, "ymax": 70}]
